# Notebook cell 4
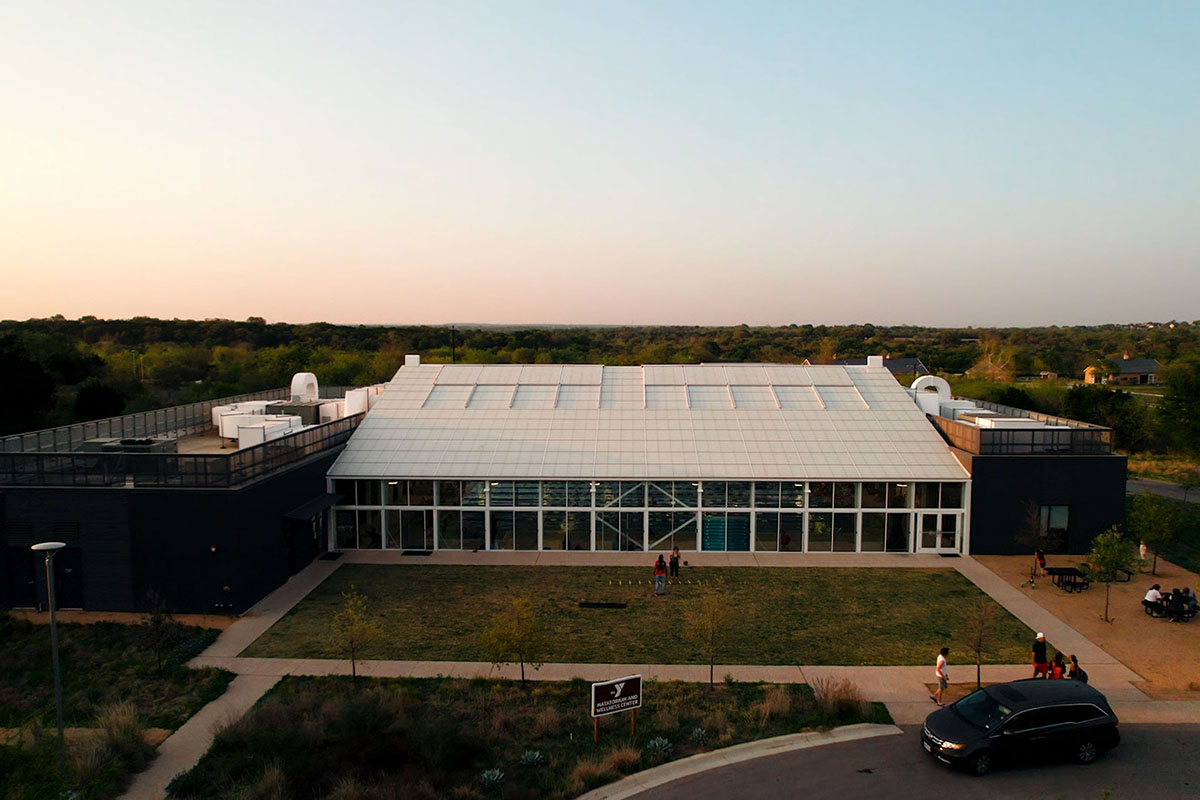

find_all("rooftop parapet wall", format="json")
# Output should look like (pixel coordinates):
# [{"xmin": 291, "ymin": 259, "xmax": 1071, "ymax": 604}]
[
  {"xmin": 928, "ymin": 414, "xmax": 1112, "ymax": 456},
  {"xmin": 950, "ymin": 397, "xmax": 1109, "ymax": 431}
]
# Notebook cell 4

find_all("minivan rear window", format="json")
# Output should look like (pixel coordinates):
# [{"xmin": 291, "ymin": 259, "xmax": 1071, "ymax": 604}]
[{"xmin": 954, "ymin": 688, "xmax": 1013, "ymax": 731}]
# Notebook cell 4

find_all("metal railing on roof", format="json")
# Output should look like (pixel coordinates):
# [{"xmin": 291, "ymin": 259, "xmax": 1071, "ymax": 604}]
[
  {"xmin": 0, "ymin": 413, "xmax": 364, "ymax": 488},
  {"xmin": 0, "ymin": 388, "xmax": 292, "ymax": 454},
  {"xmin": 0, "ymin": 385, "xmax": 362, "ymax": 455}
]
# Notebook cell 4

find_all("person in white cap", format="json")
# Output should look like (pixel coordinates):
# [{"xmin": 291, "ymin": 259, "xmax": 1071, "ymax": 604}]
[{"xmin": 1031, "ymin": 632, "xmax": 1049, "ymax": 678}]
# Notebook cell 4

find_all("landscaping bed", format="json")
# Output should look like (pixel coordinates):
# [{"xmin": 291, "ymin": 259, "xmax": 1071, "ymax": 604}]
[
  {"xmin": 169, "ymin": 675, "xmax": 892, "ymax": 800},
  {"xmin": 243, "ymin": 565, "xmax": 1034, "ymax": 665},
  {"xmin": 0, "ymin": 613, "xmax": 234, "ymax": 800}
]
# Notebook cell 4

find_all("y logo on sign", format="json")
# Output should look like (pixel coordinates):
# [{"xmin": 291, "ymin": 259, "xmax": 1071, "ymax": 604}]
[{"xmin": 612, "ymin": 682, "xmax": 626, "ymax": 698}]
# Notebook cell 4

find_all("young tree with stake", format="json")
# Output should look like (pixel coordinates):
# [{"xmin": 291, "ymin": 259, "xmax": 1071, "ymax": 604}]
[
  {"xmin": 685, "ymin": 590, "xmax": 731, "ymax": 688},
  {"xmin": 481, "ymin": 594, "xmax": 547, "ymax": 687},
  {"xmin": 323, "ymin": 584, "xmax": 383, "ymax": 679},
  {"xmin": 1083, "ymin": 527, "xmax": 1140, "ymax": 623}
]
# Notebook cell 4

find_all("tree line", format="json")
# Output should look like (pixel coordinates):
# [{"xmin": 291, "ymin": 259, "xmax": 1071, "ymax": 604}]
[{"xmin": 2, "ymin": 316, "xmax": 1199, "ymax": 458}]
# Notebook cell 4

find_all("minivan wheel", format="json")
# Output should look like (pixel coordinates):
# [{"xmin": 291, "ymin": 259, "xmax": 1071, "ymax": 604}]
[
  {"xmin": 969, "ymin": 751, "xmax": 993, "ymax": 776},
  {"xmin": 1076, "ymin": 739, "xmax": 1098, "ymax": 764}
]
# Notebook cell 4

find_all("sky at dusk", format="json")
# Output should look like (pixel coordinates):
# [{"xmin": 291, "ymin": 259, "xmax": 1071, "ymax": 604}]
[{"xmin": 2, "ymin": 2, "xmax": 1198, "ymax": 327}]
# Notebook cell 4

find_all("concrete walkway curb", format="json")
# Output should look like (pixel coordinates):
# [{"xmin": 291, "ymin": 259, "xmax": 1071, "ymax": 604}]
[
  {"xmin": 953, "ymin": 556, "xmax": 1122, "ymax": 667},
  {"xmin": 575, "ymin": 723, "xmax": 903, "ymax": 800},
  {"xmin": 118, "ymin": 674, "xmax": 280, "ymax": 800}
]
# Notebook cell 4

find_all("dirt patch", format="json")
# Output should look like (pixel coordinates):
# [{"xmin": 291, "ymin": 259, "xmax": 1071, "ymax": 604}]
[
  {"xmin": 975, "ymin": 555, "xmax": 1200, "ymax": 692},
  {"xmin": 8, "ymin": 609, "xmax": 236, "ymax": 630}
]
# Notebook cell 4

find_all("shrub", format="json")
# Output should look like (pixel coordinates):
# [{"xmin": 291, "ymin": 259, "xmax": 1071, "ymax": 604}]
[
  {"xmin": 478, "ymin": 767, "xmax": 505, "ymax": 791},
  {"xmin": 646, "ymin": 737, "xmax": 673, "ymax": 758},
  {"xmin": 650, "ymin": 706, "xmax": 679, "ymax": 733},
  {"xmin": 689, "ymin": 726, "xmax": 709, "ymax": 745},
  {"xmin": 569, "ymin": 758, "xmax": 614, "ymax": 793},
  {"xmin": 755, "ymin": 685, "xmax": 792, "ymax": 727},
  {"xmin": 251, "ymin": 760, "xmax": 288, "ymax": 800},
  {"xmin": 520, "ymin": 749, "xmax": 547, "ymax": 768},
  {"xmin": 601, "ymin": 745, "xmax": 641, "ymax": 773},
  {"xmin": 530, "ymin": 705, "xmax": 564, "ymax": 737},
  {"xmin": 811, "ymin": 677, "xmax": 867, "ymax": 721},
  {"xmin": 324, "ymin": 776, "xmax": 373, "ymax": 800}
]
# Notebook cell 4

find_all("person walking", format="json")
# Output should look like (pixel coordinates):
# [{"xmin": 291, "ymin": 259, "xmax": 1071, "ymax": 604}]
[
  {"xmin": 1031, "ymin": 632, "xmax": 1050, "ymax": 678},
  {"xmin": 653, "ymin": 554, "xmax": 667, "ymax": 596},
  {"xmin": 932, "ymin": 647, "xmax": 950, "ymax": 706},
  {"xmin": 669, "ymin": 547, "xmax": 681, "ymax": 583}
]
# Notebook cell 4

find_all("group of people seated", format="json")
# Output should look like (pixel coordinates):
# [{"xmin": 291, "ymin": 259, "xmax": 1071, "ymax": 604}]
[{"xmin": 1143, "ymin": 584, "xmax": 1199, "ymax": 621}]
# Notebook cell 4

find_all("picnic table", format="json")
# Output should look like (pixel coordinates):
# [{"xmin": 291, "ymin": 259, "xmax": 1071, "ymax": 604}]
[{"xmin": 1045, "ymin": 566, "xmax": 1091, "ymax": 593}]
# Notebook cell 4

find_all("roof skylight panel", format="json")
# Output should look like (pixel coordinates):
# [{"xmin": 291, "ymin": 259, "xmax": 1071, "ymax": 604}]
[
  {"xmin": 687, "ymin": 386, "xmax": 732, "ymax": 409},
  {"xmin": 466, "ymin": 385, "xmax": 517, "ymax": 409},
  {"xmin": 773, "ymin": 386, "xmax": 823, "ymax": 409}
]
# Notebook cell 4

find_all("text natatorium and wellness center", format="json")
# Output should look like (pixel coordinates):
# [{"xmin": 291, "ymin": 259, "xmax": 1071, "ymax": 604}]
[{"xmin": 326, "ymin": 357, "xmax": 1125, "ymax": 556}]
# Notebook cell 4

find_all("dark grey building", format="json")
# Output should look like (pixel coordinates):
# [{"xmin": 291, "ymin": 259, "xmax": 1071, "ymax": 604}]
[{"xmin": 1, "ymin": 389, "xmax": 359, "ymax": 613}]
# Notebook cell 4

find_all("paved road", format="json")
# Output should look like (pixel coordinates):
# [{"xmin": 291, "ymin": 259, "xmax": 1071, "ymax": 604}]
[
  {"xmin": 1127, "ymin": 477, "xmax": 1198, "ymax": 504},
  {"xmin": 628, "ymin": 725, "xmax": 1200, "ymax": 800}
]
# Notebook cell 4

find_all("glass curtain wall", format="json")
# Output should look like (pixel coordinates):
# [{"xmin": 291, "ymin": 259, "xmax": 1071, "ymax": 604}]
[{"xmin": 330, "ymin": 478, "xmax": 965, "ymax": 554}]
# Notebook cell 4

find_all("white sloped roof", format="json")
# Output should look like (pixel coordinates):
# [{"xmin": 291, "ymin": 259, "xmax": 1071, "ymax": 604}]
[{"xmin": 328, "ymin": 363, "xmax": 969, "ymax": 481}]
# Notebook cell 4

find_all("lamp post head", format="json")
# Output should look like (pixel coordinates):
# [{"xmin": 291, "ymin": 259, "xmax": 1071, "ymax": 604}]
[{"xmin": 31, "ymin": 541, "xmax": 66, "ymax": 553}]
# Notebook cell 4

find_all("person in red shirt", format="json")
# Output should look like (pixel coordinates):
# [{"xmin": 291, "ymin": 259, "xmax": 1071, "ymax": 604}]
[
  {"xmin": 654, "ymin": 554, "xmax": 667, "ymax": 596},
  {"xmin": 1050, "ymin": 651, "xmax": 1066, "ymax": 679}
]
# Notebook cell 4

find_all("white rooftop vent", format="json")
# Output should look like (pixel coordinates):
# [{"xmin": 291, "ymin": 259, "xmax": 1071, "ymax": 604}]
[
  {"xmin": 867, "ymin": 355, "xmax": 884, "ymax": 368},
  {"xmin": 405, "ymin": 354, "xmax": 421, "ymax": 367},
  {"xmin": 290, "ymin": 372, "xmax": 319, "ymax": 402}
]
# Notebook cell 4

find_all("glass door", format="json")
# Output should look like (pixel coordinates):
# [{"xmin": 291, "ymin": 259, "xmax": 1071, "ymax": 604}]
[{"xmin": 918, "ymin": 513, "xmax": 960, "ymax": 553}]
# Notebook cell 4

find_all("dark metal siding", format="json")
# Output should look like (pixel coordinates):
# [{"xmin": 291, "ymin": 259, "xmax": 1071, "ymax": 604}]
[
  {"xmin": 966, "ymin": 454, "xmax": 1127, "ymax": 555},
  {"xmin": 1, "ymin": 451, "xmax": 339, "ymax": 614}
]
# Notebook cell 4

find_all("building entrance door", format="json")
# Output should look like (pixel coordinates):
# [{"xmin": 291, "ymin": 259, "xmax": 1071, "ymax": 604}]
[{"xmin": 917, "ymin": 513, "xmax": 960, "ymax": 553}]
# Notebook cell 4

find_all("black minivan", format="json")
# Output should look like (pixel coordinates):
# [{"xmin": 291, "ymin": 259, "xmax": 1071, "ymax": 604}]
[{"xmin": 921, "ymin": 679, "xmax": 1120, "ymax": 776}]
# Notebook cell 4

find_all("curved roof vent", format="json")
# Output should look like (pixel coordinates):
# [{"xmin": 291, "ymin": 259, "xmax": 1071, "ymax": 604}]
[
  {"xmin": 910, "ymin": 375, "xmax": 951, "ymax": 399},
  {"xmin": 291, "ymin": 372, "xmax": 319, "ymax": 402}
]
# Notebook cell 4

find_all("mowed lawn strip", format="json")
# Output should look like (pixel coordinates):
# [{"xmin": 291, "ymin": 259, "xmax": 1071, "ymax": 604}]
[{"xmin": 242, "ymin": 565, "xmax": 1034, "ymax": 665}]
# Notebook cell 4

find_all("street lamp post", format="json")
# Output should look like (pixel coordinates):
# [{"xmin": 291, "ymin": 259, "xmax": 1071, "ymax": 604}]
[{"xmin": 31, "ymin": 541, "xmax": 67, "ymax": 776}]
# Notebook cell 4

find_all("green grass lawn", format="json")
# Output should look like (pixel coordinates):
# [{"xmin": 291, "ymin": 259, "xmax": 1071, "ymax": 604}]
[
  {"xmin": 243, "ymin": 565, "xmax": 1034, "ymax": 665},
  {"xmin": 169, "ymin": 675, "xmax": 891, "ymax": 800}
]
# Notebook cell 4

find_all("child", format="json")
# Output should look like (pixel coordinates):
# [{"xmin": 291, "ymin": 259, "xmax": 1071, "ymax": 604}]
[{"xmin": 1050, "ymin": 651, "xmax": 1066, "ymax": 679}]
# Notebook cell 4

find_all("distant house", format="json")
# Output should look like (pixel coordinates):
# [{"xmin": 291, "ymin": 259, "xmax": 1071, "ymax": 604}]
[
  {"xmin": 1084, "ymin": 355, "xmax": 1161, "ymax": 386},
  {"xmin": 803, "ymin": 356, "xmax": 929, "ymax": 378}
]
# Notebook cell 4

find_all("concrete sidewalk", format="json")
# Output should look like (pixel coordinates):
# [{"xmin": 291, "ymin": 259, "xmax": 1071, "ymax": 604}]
[
  {"xmin": 952, "ymin": 556, "xmax": 1119, "ymax": 667},
  {"xmin": 340, "ymin": 549, "xmax": 956, "ymax": 567},
  {"xmin": 119, "ymin": 674, "xmax": 279, "ymax": 800}
]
